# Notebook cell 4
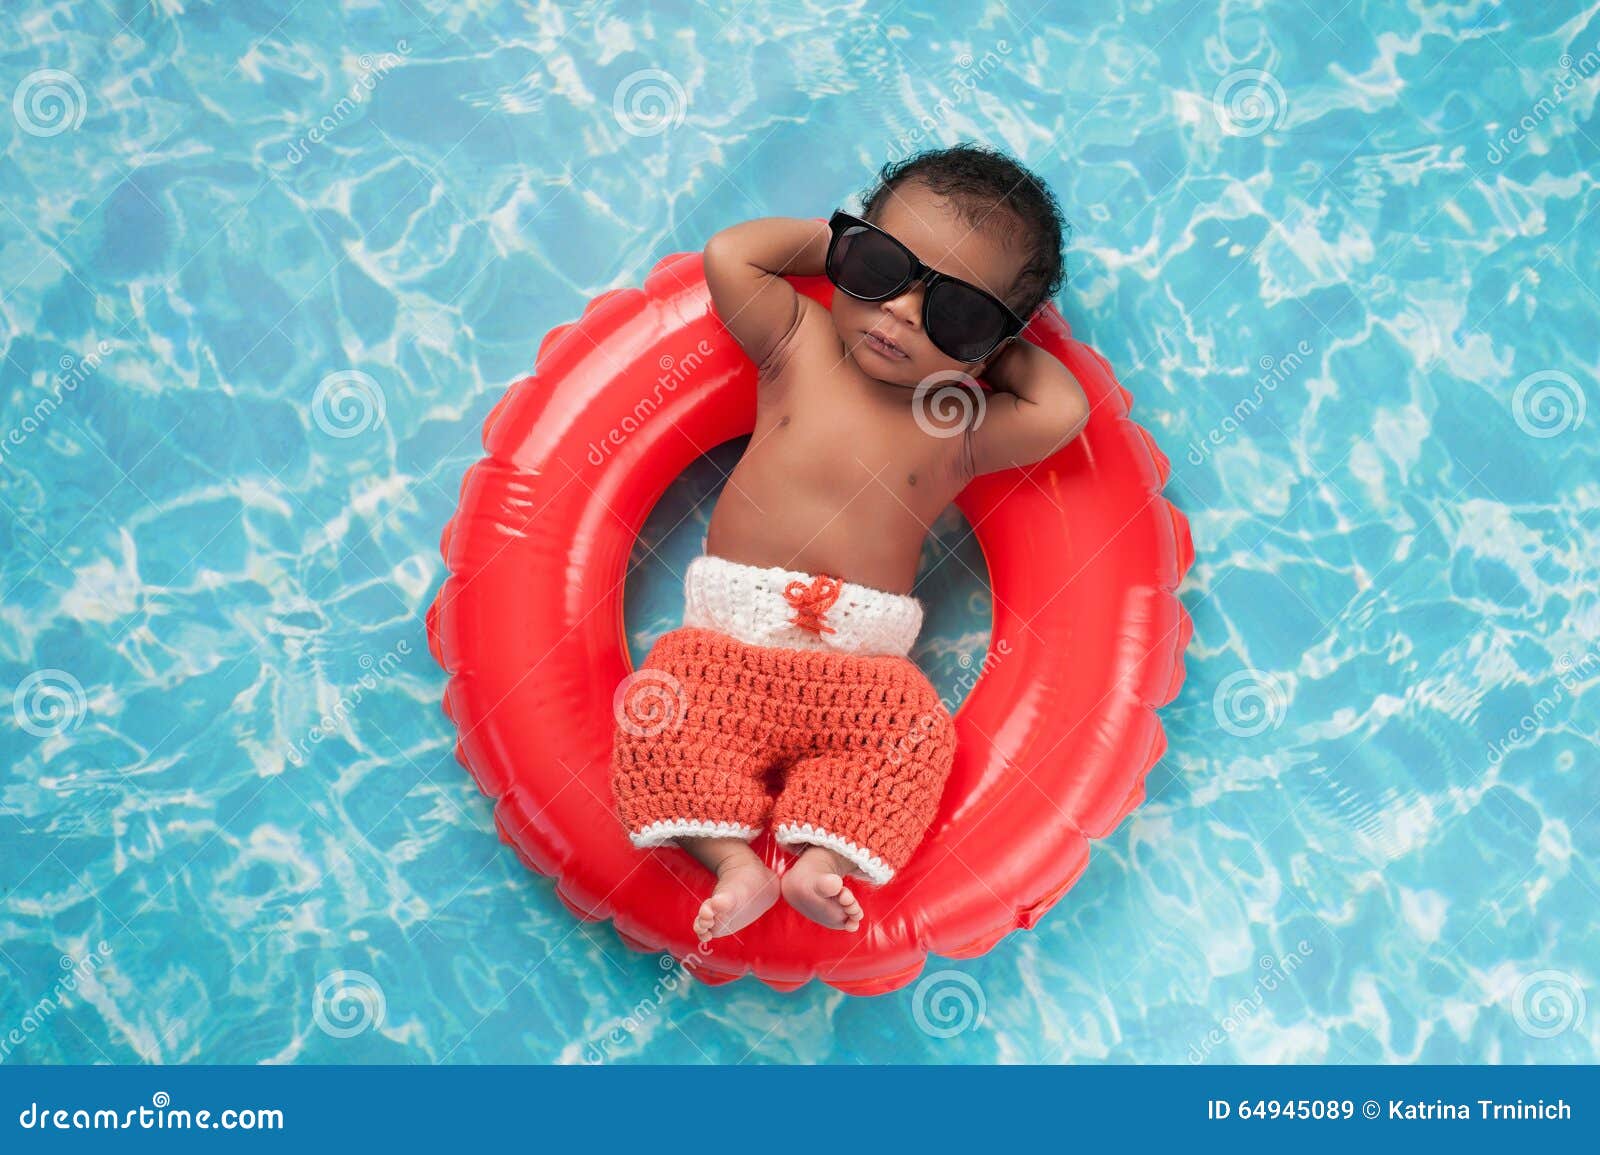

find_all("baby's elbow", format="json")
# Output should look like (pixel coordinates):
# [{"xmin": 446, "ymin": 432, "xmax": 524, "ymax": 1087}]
[
  {"xmin": 703, "ymin": 230, "xmax": 736, "ymax": 276},
  {"xmin": 703, "ymin": 230, "xmax": 752, "ymax": 313},
  {"xmin": 1050, "ymin": 389, "xmax": 1090, "ymax": 448}
]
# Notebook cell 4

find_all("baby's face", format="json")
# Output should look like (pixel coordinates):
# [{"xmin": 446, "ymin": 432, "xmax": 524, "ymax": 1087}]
[{"xmin": 830, "ymin": 180, "xmax": 1027, "ymax": 387}]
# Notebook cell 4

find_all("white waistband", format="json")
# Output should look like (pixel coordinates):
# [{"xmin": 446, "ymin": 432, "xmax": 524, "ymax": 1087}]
[{"xmin": 682, "ymin": 555, "xmax": 923, "ymax": 657}]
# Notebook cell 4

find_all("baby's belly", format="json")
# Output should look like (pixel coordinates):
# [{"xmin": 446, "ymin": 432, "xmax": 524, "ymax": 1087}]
[{"xmin": 704, "ymin": 475, "xmax": 927, "ymax": 595}]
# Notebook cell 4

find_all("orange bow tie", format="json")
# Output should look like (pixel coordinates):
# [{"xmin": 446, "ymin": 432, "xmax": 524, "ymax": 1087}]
[{"xmin": 782, "ymin": 574, "xmax": 844, "ymax": 635}]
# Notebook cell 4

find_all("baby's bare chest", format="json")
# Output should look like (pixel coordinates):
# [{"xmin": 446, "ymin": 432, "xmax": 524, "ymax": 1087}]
[{"xmin": 750, "ymin": 375, "xmax": 964, "ymax": 505}]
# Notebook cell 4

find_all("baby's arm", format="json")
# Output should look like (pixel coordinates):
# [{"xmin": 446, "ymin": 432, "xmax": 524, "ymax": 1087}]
[
  {"xmin": 703, "ymin": 218, "xmax": 830, "ymax": 371},
  {"xmin": 965, "ymin": 338, "xmax": 1090, "ymax": 475}
]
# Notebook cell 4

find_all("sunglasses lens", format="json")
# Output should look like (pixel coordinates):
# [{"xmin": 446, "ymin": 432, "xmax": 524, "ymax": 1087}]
[
  {"xmin": 926, "ymin": 281, "xmax": 1010, "ymax": 361},
  {"xmin": 830, "ymin": 225, "xmax": 912, "ymax": 299}
]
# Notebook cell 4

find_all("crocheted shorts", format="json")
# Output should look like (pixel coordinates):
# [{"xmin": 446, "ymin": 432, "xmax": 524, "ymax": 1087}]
[{"xmin": 610, "ymin": 556, "xmax": 956, "ymax": 885}]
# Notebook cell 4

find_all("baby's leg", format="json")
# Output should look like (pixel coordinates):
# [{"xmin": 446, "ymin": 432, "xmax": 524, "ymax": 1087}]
[
  {"xmin": 678, "ymin": 835, "xmax": 780, "ymax": 942},
  {"xmin": 609, "ymin": 627, "xmax": 783, "ymax": 941},
  {"xmin": 612, "ymin": 732, "xmax": 777, "ymax": 941},
  {"xmin": 773, "ymin": 691, "xmax": 957, "ymax": 929}
]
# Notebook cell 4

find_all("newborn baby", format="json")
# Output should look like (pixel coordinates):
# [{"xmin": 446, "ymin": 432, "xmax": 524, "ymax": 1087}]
[{"xmin": 611, "ymin": 144, "xmax": 1088, "ymax": 942}]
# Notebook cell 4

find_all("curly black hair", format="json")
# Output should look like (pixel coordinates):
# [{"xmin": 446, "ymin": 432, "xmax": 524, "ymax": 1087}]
[{"xmin": 860, "ymin": 144, "xmax": 1068, "ymax": 316}]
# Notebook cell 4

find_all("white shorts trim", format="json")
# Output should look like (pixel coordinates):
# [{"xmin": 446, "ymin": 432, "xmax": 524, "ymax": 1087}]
[
  {"xmin": 682, "ymin": 555, "xmax": 923, "ymax": 657},
  {"xmin": 775, "ymin": 822, "xmax": 895, "ymax": 886},
  {"xmin": 630, "ymin": 819, "xmax": 761, "ymax": 848}
]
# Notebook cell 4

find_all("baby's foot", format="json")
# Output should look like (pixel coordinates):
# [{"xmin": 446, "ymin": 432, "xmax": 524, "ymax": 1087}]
[
  {"xmin": 692, "ymin": 856, "xmax": 780, "ymax": 942},
  {"xmin": 781, "ymin": 845, "xmax": 864, "ymax": 932}
]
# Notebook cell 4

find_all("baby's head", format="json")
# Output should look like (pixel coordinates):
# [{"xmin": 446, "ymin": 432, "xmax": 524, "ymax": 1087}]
[{"xmin": 829, "ymin": 144, "xmax": 1066, "ymax": 387}]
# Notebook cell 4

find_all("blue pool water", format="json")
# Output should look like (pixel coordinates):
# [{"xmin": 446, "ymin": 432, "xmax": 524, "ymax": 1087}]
[{"xmin": 2, "ymin": 0, "xmax": 1597, "ymax": 1064}]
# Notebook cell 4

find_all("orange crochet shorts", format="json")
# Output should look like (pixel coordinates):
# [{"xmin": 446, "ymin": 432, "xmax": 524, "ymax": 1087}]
[{"xmin": 610, "ymin": 558, "xmax": 956, "ymax": 885}]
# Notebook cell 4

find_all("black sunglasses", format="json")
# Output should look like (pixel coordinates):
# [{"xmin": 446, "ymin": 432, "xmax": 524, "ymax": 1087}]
[{"xmin": 825, "ymin": 210, "xmax": 1026, "ymax": 363}]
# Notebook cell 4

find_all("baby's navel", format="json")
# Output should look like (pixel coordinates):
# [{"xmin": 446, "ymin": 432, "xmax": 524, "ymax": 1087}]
[
  {"xmin": 907, "ymin": 472, "xmax": 917, "ymax": 487},
  {"xmin": 777, "ymin": 415, "xmax": 791, "ymax": 428}
]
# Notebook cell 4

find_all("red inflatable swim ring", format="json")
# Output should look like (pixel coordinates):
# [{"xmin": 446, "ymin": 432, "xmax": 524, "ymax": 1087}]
[{"xmin": 425, "ymin": 253, "xmax": 1193, "ymax": 995}]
